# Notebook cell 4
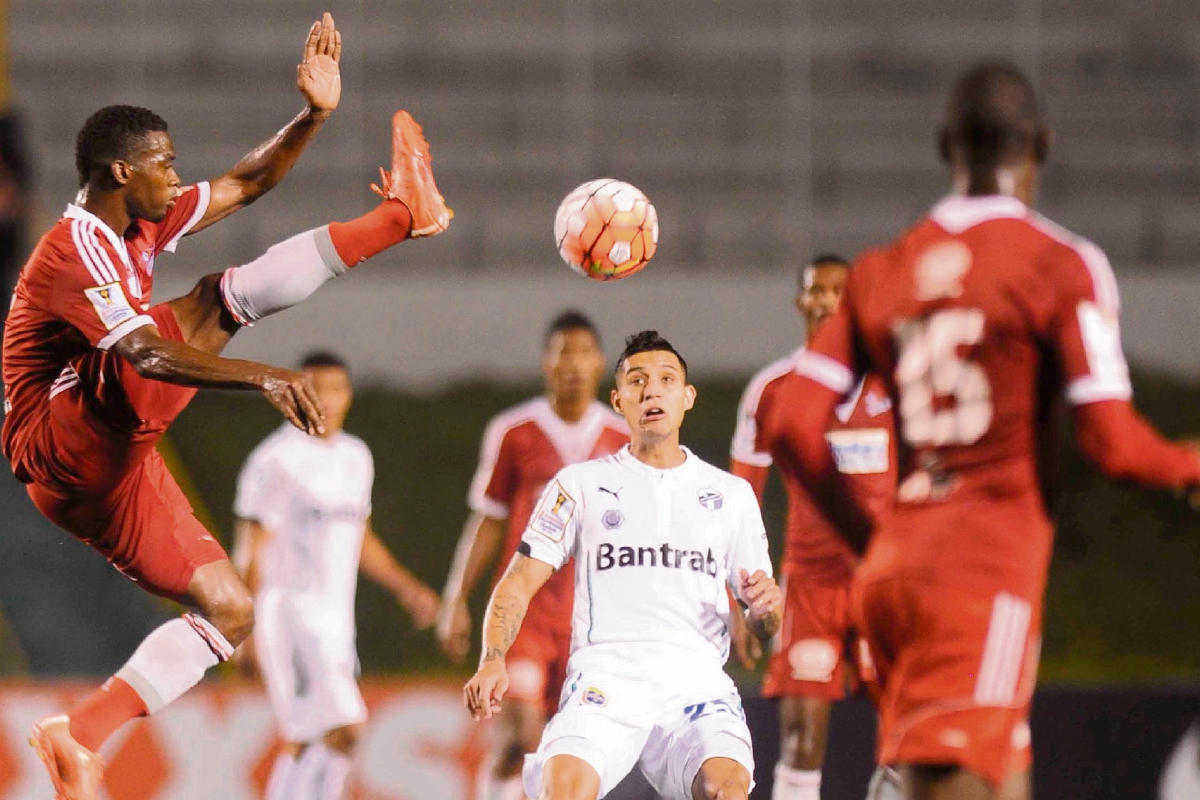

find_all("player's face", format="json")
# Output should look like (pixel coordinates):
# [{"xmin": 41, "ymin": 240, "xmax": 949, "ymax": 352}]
[
  {"xmin": 611, "ymin": 351, "xmax": 696, "ymax": 442},
  {"xmin": 543, "ymin": 328, "xmax": 606, "ymax": 404},
  {"xmin": 304, "ymin": 365, "xmax": 353, "ymax": 435},
  {"xmin": 796, "ymin": 263, "xmax": 849, "ymax": 338},
  {"xmin": 123, "ymin": 131, "xmax": 183, "ymax": 223}
]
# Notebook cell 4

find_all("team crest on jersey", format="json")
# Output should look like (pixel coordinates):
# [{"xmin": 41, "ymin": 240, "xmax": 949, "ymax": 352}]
[
  {"xmin": 602, "ymin": 509, "xmax": 624, "ymax": 530},
  {"xmin": 83, "ymin": 282, "xmax": 136, "ymax": 331},
  {"xmin": 697, "ymin": 489, "xmax": 723, "ymax": 511},
  {"xmin": 914, "ymin": 240, "xmax": 972, "ymax": 300},
  {"xmin": 530, "ymin": 480, "xmax": 575, "ymax": 542},
  {"xmin": 582, "ymin": 687, "xmax": 607, "ymax": 707}
]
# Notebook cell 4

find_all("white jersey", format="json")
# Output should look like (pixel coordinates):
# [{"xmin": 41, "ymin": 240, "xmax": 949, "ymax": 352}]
[
  {"xmin": 521, "ymin": 445, "xmax": 772, "ymax": 685},
  {"xmin": 234, "ymin": 425, "xmax": 374, "ymax": 631}
]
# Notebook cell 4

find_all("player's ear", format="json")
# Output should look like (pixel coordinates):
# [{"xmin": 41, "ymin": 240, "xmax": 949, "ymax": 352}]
[
  {"xmin": 683, "ymin": 384, "xmax": 696, "ymax": 412},
  {"xmin": 110, "ymin": 159, "xmax": 133, "ymax": 186},
  {"xmin": 937, "ymin": 127, "xmax": 952, "ymax": 164},
  {"xmin": 610, "ymin": 387, "xmax": 623, "ymax": 414}
]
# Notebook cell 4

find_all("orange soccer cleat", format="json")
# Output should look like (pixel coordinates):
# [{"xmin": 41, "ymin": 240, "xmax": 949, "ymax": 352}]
[
  {"xmin": 370, "ymin": 110, "xmax": 452, "ymax": 238},
  {"xmin": 29, "ymin": 715, "xmax": 105, "ymax": 800}
]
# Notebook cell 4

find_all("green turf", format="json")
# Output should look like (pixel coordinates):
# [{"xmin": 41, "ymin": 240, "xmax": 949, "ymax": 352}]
[{"xmin": 168, "ymin": 369, "xmax": 1200, "ymax": 684}]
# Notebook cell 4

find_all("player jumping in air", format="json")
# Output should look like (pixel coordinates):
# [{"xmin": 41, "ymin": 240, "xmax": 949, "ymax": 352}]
[
  {"xmin": 437, "ymin": 310, "xmax": 628, "ymax": 800},
  {"xmin": 464, "ymin": 331, "xmax": 783, "ymax": 800},
  {"xmin": 1, "ymin": 13, "xmax": 451, "ymax": 798},
  {"xmin": 233, "ymin": 351, "xmax": 441, "ymax": 800},
  {"xmin": 729, "ymin": 254, "xmax": 896, "ymax": 800},
  {"xmin": 775, "ymin": 62, "xmax": 1200, "ymax": 800}
]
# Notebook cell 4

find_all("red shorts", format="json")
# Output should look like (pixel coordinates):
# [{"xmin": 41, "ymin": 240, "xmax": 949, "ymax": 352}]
[
  {"xmin": 763, "ymin": 574, "xmax": 856, "ymax": 702},
  {"xmin": 853, "ymin": 573, "xmax": 1040, "ymax": 788},
  {"xmin": 20, "ymin": 304, "xmax": 226, "ymax": 600},
  {"xmin": 505, "ymin": 621, "xmax": 571, "ymax": 715}
]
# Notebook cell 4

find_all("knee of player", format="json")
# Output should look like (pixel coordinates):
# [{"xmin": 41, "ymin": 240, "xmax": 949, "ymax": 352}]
[
  {"xmin": 692, "ymin": 772, "xmax": 749, "ymax": 800},
  {"xmin": 323, "ymin": 724, "xmax": 361, "ymax": 754},
  {"xmin": 208, "ymin": 586, "xmax": 255, "ymax": 646}
]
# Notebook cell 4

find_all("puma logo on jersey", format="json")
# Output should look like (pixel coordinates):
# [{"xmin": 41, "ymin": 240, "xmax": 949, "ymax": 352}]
[
  {"xmin": 595, "ymin": 542, "xmax": 719, "ymax": 577},
  {"xmin": 598, "ymin": 486, "xmax": 622, "ymax": 501}
]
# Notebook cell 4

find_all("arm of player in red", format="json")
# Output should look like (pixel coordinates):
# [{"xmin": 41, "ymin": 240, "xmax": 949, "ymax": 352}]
[
  {"xmin": 191, "ymin": 13, "xmax": 343, "ymax": 234},
  {"xmin": 1073, "ymin": 400, "xmax": 1200, "ymax": 488}
]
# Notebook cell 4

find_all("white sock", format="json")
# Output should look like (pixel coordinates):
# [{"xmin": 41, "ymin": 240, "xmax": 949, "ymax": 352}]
[
  {"xmin": 773, "ymin": 763, "xmax": 821, "ymax": 800},
  {"xmin": 481, "ymin": 774, "xmax": 527, "ymax": 800},
  {"xmin": 220, "ymin": 226, "xmax": 347, "ymax": 325},
  {"xmin": 115, "ymin": 613, "xmax": 234, "ymax": 713},
  {"xmin": 265, "ymin": 751, "xmax": 298, "ymax": 800},
  {"xmin": 292, "ymin": 743, "xmax": 353, "ymax": 800},
  {"xmin": 866, "ymin": 766, "xmax": 904, "ymax": 800}
]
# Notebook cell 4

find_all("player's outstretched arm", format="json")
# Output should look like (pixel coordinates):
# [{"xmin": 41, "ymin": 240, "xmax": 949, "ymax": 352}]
[
  {"xmin": 437, "ymin": 513, "xmax": 507, "ymax": 662},
  {"xmin": 1073, "ymin": 400, "xmax": 1200, "ymax": 490},
  {"xmin": 189, "ymin": 12, "xmax": 343, "ymax": 234},
  {"xmin": 360, "ymin": 522, "xmax": 440, "ymax": 630},
  {"xmin": 113, "ymin": 326, "xmax": 325, "ymax": 434},
  {"xmin": 463, "ymin": 553, "xmax": 553, "ymax": 720},
  {"xmin": 739, "ymin": 568, "xmax": 783, "ymax": 642}
]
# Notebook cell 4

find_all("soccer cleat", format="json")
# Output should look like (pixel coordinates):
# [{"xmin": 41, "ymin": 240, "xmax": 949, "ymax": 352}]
[
  {"xmin": 370, "ymin": 110, "xmax": 452, "ymax": 238},
  {"xmin": 29, "ymin": 715, "xmax": 104, "ymax": 800}
]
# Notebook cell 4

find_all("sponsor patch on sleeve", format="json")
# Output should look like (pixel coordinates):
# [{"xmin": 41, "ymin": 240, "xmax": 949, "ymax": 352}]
[
  {"xmin": 83, "ymin": 282, "xmax": 137, "ymax": 331},
  {"xmin": 529, "ymin": 480, "xmax": 575, "ymax": 542},
  {"xmin": 825, "ymin": 428, "xmax": 890, "ymax": 474}
]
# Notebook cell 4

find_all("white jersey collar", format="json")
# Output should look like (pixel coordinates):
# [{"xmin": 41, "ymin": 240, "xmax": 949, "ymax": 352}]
[
  {"xmin": 929, "ymin": 194, "xmax": 1028, "ymax": 235},
  {"xmin": 615, "ymin": 443, "xmax": 699, "ymax": 480}
]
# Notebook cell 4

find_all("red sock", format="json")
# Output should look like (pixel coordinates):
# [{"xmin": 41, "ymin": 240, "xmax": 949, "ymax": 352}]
[
  {"xmin": 327, "ymin": 200, "xmax": 414, "ymax": 266},
  {"xmin": 68, "ymin": 676, "xmax": 149, "ymax": 752}
]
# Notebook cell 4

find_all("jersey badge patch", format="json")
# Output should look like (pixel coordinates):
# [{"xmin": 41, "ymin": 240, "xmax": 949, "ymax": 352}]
[
  {"xmin": 602, "ymin": 509, "xmax": 624, "ymax": 530},
  {"xmin": 697, "ymin": 489, "xmax": 723, "ymax": 511},
  {"xmin": 84, "ymin": 282, "xmax": 137, "ymax": 331},
  {"xmin": 582, "ymin": 687, "xmax": 607, "ymax": 707},
  {"xmin": 530, "ymin": 480, "xmax": 575, "ymax": 542}
]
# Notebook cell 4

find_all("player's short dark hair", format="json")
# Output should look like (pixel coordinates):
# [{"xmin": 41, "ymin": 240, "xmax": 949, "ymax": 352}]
[
  {"xmin": 615, "ymin": 330, "xmax": 688, "ymax": 379},
  {"xmin": 299, "ymin": 351, "xmax": 349, "ymax": 373},
  {"xmin": 75, "ymin": 105, "xmax": 169, "ymax": 188},
  {"xmin": 801, "ymin": 253, "xmax": 850, "ymax": 285},
  {"xmin": 942, "ymin": 62, "xmax": 1044, "ymax": 170},
  {"xmin": 544, "ymin": 310, "xmax": 601, "ymax": 349}
]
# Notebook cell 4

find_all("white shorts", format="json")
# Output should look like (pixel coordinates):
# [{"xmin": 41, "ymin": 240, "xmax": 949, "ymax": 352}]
[
  {"xmin": 523, "ymin": 667, "xmax": 755, "ymax": 799},
  {"xmin": 254, "ymin": 593, "xmax": 367, "ymax": 743}
]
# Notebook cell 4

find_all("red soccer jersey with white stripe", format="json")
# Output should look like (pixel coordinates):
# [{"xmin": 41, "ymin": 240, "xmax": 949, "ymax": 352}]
[
  {"xmin": 794, "ymin": 194, "xmax": 1137, "ymax": 588},
  {"xmin": 469, "ymin": 397, "xmax": 629, "ymax": 634},
  {"xmin": 733, "ymin": 350, "xmax": 896, "ymax": 584},
  {"xmin": 2, "ymin": 184, "xmax": 210, "ymax": 470}
]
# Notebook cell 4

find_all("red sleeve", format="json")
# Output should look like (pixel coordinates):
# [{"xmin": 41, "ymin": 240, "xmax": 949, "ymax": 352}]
[
  {"xmin": 49, "ymin": 222, "xmax": 155, "ymax": 350},
  {"xmin": 151, "ymin": 182, "xmax": 211, "ymax": 255},
  {"xmin": 467, "ymin": 420, "xmax": 519, "ymax": 519},
  {"xmin": 1073, "ymin": 401, "xmax": 1200, "ymax": 488}
]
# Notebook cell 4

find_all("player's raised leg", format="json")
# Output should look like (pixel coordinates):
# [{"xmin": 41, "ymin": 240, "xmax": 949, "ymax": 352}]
[
  {"xmin": 692, "ymin": 757, "xmax": 752, "ymax": 800},
  {"xmin": 539, "ymin": 754, "xmax": 601, "ymax": 800}
]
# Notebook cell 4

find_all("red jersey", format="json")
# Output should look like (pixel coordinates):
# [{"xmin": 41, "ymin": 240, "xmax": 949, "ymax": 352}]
[
  {"xmin": 791, "ymin": 194, "xmax": 1198, "ymax": 589},
  {"xmin": 733, "ymin": 349, "xmax": 895, "ymax": 584},
  {"xmin": 2, "ymin": 184, "xmax": 211, "ymax": 477},
  {"xmin": 468, "ymin": 397, "xmax": 629, "ymax": 634}
]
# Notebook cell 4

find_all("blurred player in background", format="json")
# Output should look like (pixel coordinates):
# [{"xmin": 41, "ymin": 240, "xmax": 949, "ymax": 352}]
[
  {"xmin": 2, "ymin": 13, "xmax": 451, "ymax": 798},
  {"xmin": 437, "ymin": 310, "xmax": 628, "ymax": 800},
  {"xmin": 465, "ymin": 330, "xmax": 783, "ymax": 800},
  {"xmin": 776, "ymin": 62, "xmax": 1200, "ymax": 800},
  {"xmin": 729, "ymin": 254, "xmax": 895, "ymax": 800},
  {"xmin": 233, "ymin": 351, "xmax": 440, "ymax": 800}
]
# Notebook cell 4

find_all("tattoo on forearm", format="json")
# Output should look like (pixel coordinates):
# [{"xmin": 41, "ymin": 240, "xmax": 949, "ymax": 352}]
[{"xmin": 483, "ymin": 592, "xmax": 526, "ymax": 662}]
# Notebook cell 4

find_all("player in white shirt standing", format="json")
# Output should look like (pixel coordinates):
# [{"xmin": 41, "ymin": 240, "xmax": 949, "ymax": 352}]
[
  {"xmin": 234, "ymin": 351, "xmax": 440, "ymax": 800},
  {"xmin": 465, "ymin": 331, "xmax": 784, "ymax": 800}
]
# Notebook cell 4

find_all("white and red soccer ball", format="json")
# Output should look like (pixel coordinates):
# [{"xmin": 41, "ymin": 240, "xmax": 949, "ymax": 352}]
[{"xmin": 554, "ymin": 179, "xmax": 658, "ymax": 281}]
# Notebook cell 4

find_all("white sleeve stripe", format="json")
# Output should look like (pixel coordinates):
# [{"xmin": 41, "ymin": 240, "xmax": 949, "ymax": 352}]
[
  {"xmin": 162, "ymin": 182, "xmax": 212, "ymax": 254},
  {"xmin": 84, "ymin": 221, "xmax": 126, "ymax": 282},
  {"xmin": 96, "ymin": 314, "xmax": 155, "ymax": 351},
  {"xmin": 795, "ymin": 351, "xmax": 856, "ymax": 396},
  {"xmin": 1064, "ymin": 375, "xmax": 1133, "ymax": 406},
  {"xmin": 469, "ymin": 495, "xmax": 510, "ymax": 519},
  {"xmin": 70, "ymin": 220, "xmax": 118, "ymax": 284},
  {"xmin": 1078, "ymin": 240, "xmax": 1120, "ymax": 313}
]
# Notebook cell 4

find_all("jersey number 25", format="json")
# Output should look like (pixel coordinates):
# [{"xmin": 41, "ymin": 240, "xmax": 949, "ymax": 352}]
[{"xmin": 893, "ymin": 309, "xmax": 993, "ymax": 447}]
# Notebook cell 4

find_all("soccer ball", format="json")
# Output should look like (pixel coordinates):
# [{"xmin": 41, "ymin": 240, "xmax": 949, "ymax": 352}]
[{"xmin": 554, "ymin": 179, "xmax": 658, "ymax": 281}]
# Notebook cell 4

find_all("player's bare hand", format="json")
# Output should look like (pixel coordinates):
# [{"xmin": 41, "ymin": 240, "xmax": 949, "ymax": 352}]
[
  {"xmin": 436, "ymin": 599, "xmax": 473, "ymax": 663},
  {"xmin": 261, "ymin": 368, "xmax": 326, "ymax": 435},
  {"xmin": 464, "ymin": 659, "xmax": 508, "ymax": 720},
  {"xmin": 399, "ymin": 583, "xmax": 441, "ymax": 630},
  {"xmin": 728, "ymin": 600, "xmax": 763, "ymax": 670},
  {"xmin": 740, "ymin": 568, "xmax": 782, "ymax": 623},
  {"xmin": 297, "ymin": 12, "xmax": 342, "ymax": 115}
]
